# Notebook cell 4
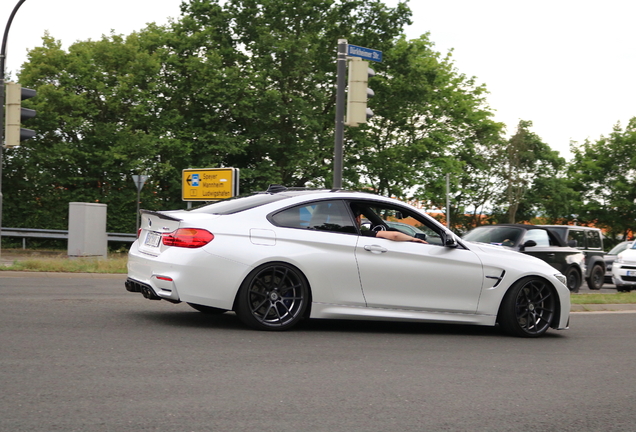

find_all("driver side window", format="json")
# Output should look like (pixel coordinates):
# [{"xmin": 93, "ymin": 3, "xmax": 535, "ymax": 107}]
[{"xmin": 351, "ymin": 202, "xmax": 444, "ymax": 246}]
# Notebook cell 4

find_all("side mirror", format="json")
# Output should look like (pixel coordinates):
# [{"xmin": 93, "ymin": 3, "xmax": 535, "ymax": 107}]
[
  {"xmin": 443, "ymin": 231, "xmax": 458, "ymax": 248},
  {"xmin": 414, "ymin": 233, "xmax": 427, "ymax": 241},
  {"xmin": 520, "ymin": 239, "xmax": 537, "ymax": 251},
  {"xmin": 567, "ymin": 239, "xmax": 578, "ymax": 247}
]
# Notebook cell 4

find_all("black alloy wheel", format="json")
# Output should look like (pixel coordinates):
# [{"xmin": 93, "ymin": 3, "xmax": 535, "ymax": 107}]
[
  {"xmin": 565, "ymin": 267, "xmax": 581, "ymax": 293},
  {"xmin": 499, "ymin": 277, "xmax": 557, "ymax": 338},
  {"xmin": 236, "ymin": 263, "xmax": 309, "ymax": 331},
  {"xmin": 586, "ymin": 265, "xmax": 604, "ymax": 290}
]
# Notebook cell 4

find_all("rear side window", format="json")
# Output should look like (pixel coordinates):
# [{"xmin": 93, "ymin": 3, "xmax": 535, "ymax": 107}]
[
  {"xmin": 271, "ymin": 200, "xmax": 356, "ymax": 234},
  {"xmin": 586, "ymin": 230, "xmax": 602, "ymax": 249},
  {"xmin": 568, "ymin": 229, "xmax": 586, "ymax": 249}
]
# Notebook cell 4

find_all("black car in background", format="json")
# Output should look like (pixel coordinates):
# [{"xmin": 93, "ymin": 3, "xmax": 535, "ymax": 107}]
[
  {"xmin": 539, "ymin": 225, "xmax": 606, "ymax": 290},
  {"xmin": 463, "ymin": 224, "xmax": 587, "ymax": 292}
]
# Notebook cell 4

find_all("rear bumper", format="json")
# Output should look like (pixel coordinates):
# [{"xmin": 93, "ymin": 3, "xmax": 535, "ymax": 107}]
[
  {"xmin": 126, "ymin": 240, "xmax": 250, "ymax": 310},
  {"xmin": 125, "ymin": 278, "xmax": 164, "ymax": 301}
]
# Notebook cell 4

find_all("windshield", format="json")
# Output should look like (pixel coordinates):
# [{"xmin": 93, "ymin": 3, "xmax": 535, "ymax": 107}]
[
  {"xmin": 606, "ymin": 242, "xmax": 630, "ymax": 255},
  {"xmin": 463, "ymin": 226, "xmax": 523, "ymax": 247}
]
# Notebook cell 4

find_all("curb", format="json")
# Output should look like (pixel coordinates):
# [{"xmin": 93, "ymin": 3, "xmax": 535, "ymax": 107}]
[
  {"xmin": 570, "ymin": 303, "xmax": 636, "ymax": 312},
  {"xmin": 0, "ymin": 270, "xmax": 126, "ymax": 279}
]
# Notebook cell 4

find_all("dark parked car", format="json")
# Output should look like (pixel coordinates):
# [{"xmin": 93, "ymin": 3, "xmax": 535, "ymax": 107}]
[
  {"xmin": 463, "ymin": 224, "xmax": 587, "ymax": 292},
  {"xmin": 539, "ymin": 225, "xmax": 606, "ymax": 290},
  {"xmin": 604, "ymin": 241, "xmax": 633, "ymax": 284}
]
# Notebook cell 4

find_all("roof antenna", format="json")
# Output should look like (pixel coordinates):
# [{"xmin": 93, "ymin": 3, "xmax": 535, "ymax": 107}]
[{"xmin": 266, "ymin": 184, "xmax": 287, "ymax": 193}]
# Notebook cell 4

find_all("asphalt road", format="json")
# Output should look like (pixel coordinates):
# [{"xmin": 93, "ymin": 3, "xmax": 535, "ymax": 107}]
[{"xmin": 1, "ymin": 273, "xmax": 636, "ymax": 432}]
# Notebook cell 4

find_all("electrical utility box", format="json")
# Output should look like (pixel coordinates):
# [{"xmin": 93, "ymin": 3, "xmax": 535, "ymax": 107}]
[{"xmin": 67, "ymin": 202, "xmax": 108, "ymax": 259}]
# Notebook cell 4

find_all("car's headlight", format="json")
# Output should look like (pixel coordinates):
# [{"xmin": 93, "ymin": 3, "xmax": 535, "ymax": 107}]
[
  {"xmin": 616, "ymin": 256, "xmax": 623, "ymax": 264},
  {"xmin": 555, "ymin": 273, "xmax": 567, "ymax": 286}
]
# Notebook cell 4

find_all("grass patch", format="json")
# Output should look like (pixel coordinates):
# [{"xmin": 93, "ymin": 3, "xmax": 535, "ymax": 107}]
[
  {"xmin": 1, "ymin": 251, "xmax": 127, "ymax": 274},
  {"xmin": 570, "ymin": 292, "xmax": 636, "ymax": 304}
]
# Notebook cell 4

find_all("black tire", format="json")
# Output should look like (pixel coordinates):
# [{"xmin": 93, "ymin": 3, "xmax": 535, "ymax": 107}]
[
  {"xmin": 565, "ymin": 267, "xmax": 581, "ymax": 293},
  {"xmin": 235, "ymin": 262, "xmax": 309, "ymax": 331},
  {"xmin": 498, "ymin": 277, "xmax": 557, "ymax": 338},
  {"xmin": 187, "ymin": 303, "xmax": 226, "ymax": 315},
  {"xmin": 586, "ymin": 265, "xmax": 604, "ymax": 290}
]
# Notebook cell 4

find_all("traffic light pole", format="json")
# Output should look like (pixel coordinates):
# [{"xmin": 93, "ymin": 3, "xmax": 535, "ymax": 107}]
[
  {"xmin": 0, "ymin": 0, "xmax": 29, "ymax": 258},
  {"xmin": 333, "ymin": 39, "xmax": 347, "ymax": 190}
]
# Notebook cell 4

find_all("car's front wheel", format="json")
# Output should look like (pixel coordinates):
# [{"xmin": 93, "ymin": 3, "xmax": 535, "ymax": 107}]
[
  {"xmin": 498, "ymin": 277, "xmax": 557, "ymax": 338},
  {"xmin": 586, "ymin": 265, "xmax": 604, "ymax": 290},
  {"xmin": 235, "ymin": 262, "xmax": 309, "ymax": 331}
]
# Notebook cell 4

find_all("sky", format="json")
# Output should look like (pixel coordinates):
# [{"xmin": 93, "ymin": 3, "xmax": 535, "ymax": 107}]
[{"xmin": 2, "ymin": 0, "xmax": 635, "ymax": 159}]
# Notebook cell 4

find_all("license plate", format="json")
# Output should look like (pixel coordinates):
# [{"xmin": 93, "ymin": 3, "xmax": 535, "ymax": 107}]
[
  {"xmin": 144, "ymin": 231, "xmax": 161, "ymax": 247},
  {"xmin": 627, "ymin": 270, "xmax": 636, "ymax": 276}
]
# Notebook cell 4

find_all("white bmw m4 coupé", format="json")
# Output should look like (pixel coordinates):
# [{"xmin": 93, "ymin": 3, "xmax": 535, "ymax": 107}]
[{"xmin": 126, "ymin": 186, "xmax": 570, "ymax": 337}]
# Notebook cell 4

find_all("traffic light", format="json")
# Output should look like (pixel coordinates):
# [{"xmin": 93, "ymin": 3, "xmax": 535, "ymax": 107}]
[
  {"xmin": 345, "ymin": 58, "xmax": 375, "ymax": 127},
  {"xmin": 4, "ymin": 82, "xmax": 36, "ymax": 148}
]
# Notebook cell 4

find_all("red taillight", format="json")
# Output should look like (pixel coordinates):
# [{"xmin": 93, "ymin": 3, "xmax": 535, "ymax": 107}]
[
  {"xmin": 162, "ymin": 228, "xmax": 214, "ymax": 248},
  {"xmin": 137, "ymin": 228, "xmax": 142, "ymax": 238}
]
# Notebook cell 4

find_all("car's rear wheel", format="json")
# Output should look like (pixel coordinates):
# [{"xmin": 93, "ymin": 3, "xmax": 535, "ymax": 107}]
[
  {"xmin": 235, "ymin": 262, "xmax": 309, "ymax": 331},
  {"xmin": 187, "ymin": 303, "xmax": 226, "ymax": 315},
  {"xmin": 565, "ymin": 267, "xmax": 581, "ymax": 293},
  {"xmin": 498, "ymin": 277, "xmax": 557, "ymax": 338},
  {"xmin": 586, "ymin": 265, "xmax": 605, "ymax": 290}
]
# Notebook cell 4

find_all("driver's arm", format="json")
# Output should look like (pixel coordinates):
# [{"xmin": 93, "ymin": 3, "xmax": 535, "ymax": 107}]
[{"xmin": 376, "ymin": 230, "xmax": 427, "ymax": 243}]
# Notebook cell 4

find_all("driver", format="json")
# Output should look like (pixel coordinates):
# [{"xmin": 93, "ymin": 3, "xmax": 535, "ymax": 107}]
[{"xmin": 353, "ymin": 206, "xmax": 427, "ymax": 243}]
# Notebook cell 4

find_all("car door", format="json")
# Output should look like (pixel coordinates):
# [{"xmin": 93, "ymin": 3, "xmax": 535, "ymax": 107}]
[
  {"xmin": 269, "ymin": 199, "xmax": 366, "ymax": 307},
  {"xmin": 351, "ymin": 201, "xmax": 484, "ymax": 314}
]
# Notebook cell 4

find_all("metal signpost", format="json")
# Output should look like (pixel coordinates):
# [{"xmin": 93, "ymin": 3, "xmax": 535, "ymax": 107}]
[
  {"xmin": 0, "ymin": 0, "xmax": 29, "ymax": 258},
  {"xmin": 132, "ymin": 175, "xmax": 149, "ymax": 232},
  {"xmin": 333, "ymin": 40, "xmax": 382, "ymax": 189}
]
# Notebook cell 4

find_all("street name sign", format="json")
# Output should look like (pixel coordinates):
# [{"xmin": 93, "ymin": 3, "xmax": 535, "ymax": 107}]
[
  {"xmin": 182, "ymin": 168, "xmax": 239, "ymax": 201},
  {"xmin": 347, "ymin": 44, "xmax": 382, "ymax": 63}
]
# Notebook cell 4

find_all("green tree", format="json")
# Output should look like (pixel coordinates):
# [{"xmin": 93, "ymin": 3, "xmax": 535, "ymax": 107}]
[
  {"xmin": 3, "ymin": 0, "xmax": 521, "ymax": 237},
  {"xmin": 4, "ymin": 31, "xmax": 173, "ymax": 232},
  {"xmin": 568, "ymin": 118, "xmax": 636, "ymax": 241},
  {"xmin": 493, "ymin": 120, "xmax": 566, "ymax": 224},
  {"xmin": 351, "ymin": 34, "xmax": 503, "ymax": 203}
]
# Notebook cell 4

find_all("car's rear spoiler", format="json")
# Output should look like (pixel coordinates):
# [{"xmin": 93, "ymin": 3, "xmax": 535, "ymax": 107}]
[{"xmin": 140, "ymin": 209, "xmax": 183, "ymax": 222}]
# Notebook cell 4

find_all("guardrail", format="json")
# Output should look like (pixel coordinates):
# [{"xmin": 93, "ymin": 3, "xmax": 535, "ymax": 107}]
[{"xmin": 1, "ymin": 227, "xmax": 136, "ymax": 248}]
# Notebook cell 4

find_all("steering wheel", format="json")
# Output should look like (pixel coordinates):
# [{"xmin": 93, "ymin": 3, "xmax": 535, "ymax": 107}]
[{"xmin": 372, "ymin": 224, "xmax": 386, "ymax": 232}]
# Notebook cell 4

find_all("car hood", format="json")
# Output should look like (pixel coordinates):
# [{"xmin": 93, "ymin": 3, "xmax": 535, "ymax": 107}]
[{"xmin": 618, "ymin": 248, "xmax": 636, "ymax": 263}]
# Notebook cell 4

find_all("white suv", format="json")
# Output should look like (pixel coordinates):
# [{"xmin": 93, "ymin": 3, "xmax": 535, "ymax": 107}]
[{"xmin": 612, "ymin": 242, "xmax": 636, "ymax": 292}]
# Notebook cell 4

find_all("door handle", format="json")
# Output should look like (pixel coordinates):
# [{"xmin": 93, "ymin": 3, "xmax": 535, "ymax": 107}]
[{"xmin": 364, "ymin": 245, "xmax": 388, "ymax": 254}]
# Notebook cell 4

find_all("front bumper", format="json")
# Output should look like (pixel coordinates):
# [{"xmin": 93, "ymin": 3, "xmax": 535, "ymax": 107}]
[{"xmin": 611, "ymin": 263, "xmax": 636, "ymax": 286}]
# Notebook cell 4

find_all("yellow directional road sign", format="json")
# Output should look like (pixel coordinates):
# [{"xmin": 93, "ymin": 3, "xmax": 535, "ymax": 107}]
[{"xmin": 182, "ymin": 168, "xmax": 239, "ymax": 201}]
